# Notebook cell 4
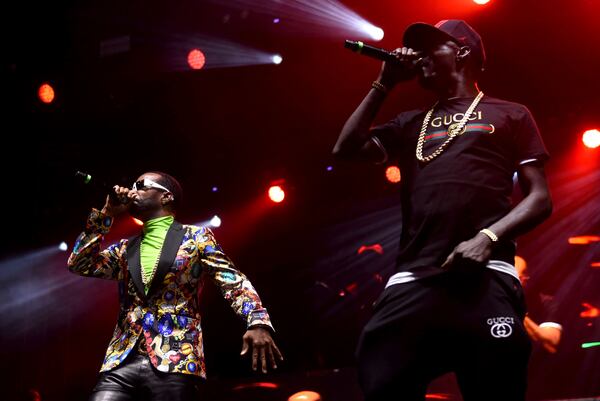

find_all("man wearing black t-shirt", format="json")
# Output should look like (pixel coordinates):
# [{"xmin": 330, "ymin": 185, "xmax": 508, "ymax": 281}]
[{"xmin": 333, "ymin": 20, "xmax": 552, "ymax": 401}]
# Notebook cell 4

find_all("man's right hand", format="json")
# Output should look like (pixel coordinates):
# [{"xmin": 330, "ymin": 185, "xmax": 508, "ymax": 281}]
[
  {"xmin": 377, "ymin": 47, "xmax": 421, "ymax": 89},
  {"xmin": 101, "ymin": 185, "xmax": 134, "ymax": 217}
]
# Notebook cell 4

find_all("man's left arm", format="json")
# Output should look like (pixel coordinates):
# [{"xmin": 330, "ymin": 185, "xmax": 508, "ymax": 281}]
[
  {"xmin": 443, "ymin": 162, "xmax": 552, "ymax": 267},
  {"xmin": 196, "ymin": 227, "xmax": 283, "ymax": 372}
]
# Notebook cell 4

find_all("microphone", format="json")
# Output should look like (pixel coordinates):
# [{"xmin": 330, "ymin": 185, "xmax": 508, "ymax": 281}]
[
  {"xmin": 344, "ymin": 40, "xmax": 422, "ymax": 63},
  {"xmin": 75, "ymin": 170, "xmax": 93, "ymax": 185},
  {"xmin": 75, "ymin": 170, "xmax": 127, "ymax": 204}
]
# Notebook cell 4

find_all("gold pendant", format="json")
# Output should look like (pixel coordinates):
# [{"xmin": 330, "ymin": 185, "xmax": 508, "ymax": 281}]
[{"xmin": 448, "ymin": 123, "xmax": 466, "ymax": 137}]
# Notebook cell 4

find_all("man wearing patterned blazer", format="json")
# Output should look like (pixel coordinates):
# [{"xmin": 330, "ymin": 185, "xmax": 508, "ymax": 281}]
[{"xmin": 68, "ymin": 171, "xmax": 282, "ymax": 401}]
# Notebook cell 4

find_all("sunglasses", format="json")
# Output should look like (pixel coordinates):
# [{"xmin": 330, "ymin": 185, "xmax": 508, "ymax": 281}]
[{"xmin": 132, "ymin": 178, "xmax": 171, "ymax": 194}]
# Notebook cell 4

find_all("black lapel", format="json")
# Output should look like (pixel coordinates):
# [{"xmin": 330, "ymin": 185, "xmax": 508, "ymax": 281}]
[
  {"xmin": 126, "ymin": 234, "xmax": 145, "ymax": 300},
  {"xmin": 146, "ymin": 221, "xmax": 186, "ymax": 299}
]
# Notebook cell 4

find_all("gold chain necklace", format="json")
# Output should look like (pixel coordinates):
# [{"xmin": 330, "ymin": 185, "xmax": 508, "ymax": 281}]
[
  {"xmin": 142, "ymin": 248, "xmax": 162, "ymax": 290},
  {"xmin": 416, "ymin": 91, "xmax": 484, "ymax": 163}
]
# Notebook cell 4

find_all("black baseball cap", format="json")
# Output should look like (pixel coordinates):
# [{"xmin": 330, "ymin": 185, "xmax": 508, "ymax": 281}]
[{"xmin": 403, "ymin": 19, "xmax": 486, "ymax": 69}]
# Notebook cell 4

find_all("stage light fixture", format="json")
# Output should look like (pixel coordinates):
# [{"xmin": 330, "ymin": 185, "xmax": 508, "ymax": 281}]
[
  {"xmin": 167, "ymin": 36, "xmax": 282, "ymax": 70},
  {"xmin": 385, "ymin": 166, "xmax": 401, "ymax": 183},
  {"xmin": 268, "ymin": 185, "xmax": 285, "ymax": 203},
  {"xmin": 568, "ymin": 235, "xmax": 600, "ymax": 245},
  {"xmin": 357, "ymin": 244, "xmax": 384, "ymax": 255},
  {"xmin": 58, "ymin": 242, "xmax": 68, "ymax": 252},
  {"xmin": 580, "ymin": 302, "xmax": 600, "ymax": 318},
  {"xmin": 582, "ymin": 129, "xmax": 600, "ymax": 149},
  {"xmin": 209, "ymin": 215, "xmax": 222, "ymax": 227},
  {"xmin": 288, "ymin": 390, "xmax": 322, "ymax": 401},
  {"xmin": 187, "ymin": 49, "xmax": 206, "ymax": 70},
  {"xmin": 272, "ymin": 54, "xmax": 283, "ymax": 64},
  {"xmin": 38, "ymin": 83, "xmax": 55, "ymax": 104},
  {"xmin": 473, "ymin": 0, "xmax": 491, "ymax": 4}
]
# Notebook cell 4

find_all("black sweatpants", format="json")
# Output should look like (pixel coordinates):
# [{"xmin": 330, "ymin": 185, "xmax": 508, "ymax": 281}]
[{"xmin": 356, "ymin": 269, "xmax": 531, "ymax": 401}]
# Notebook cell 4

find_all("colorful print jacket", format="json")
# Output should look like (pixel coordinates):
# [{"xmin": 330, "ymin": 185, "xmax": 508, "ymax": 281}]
[{"xmin": 68, "ymin": 209, "xmax": 273, "ymax": 378}]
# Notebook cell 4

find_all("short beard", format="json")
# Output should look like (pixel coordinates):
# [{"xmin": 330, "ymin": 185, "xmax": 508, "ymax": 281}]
[{"xmin": 129, "ymin": 201, "xmax": 149, "ymax": 220}]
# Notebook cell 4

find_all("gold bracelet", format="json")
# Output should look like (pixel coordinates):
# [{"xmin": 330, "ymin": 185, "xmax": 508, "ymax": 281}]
[
  {"xmin": 371, "ymin": 81, "xmax": 388, "ymax": 94},
  {"xmin": 479, "ymin": 228, "xmax": 499, "ymax": 242}
]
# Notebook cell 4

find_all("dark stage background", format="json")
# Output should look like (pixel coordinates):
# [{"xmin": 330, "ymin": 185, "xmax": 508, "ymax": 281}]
[{"xmin": 2, "ymin": 0, "xmax": 599, "ymax": 400}]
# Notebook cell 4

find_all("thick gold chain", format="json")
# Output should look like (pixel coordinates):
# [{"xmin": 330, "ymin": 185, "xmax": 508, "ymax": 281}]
[{"xmin": 416, "ymin": 91, "xmax": 484, "ymax": 163}]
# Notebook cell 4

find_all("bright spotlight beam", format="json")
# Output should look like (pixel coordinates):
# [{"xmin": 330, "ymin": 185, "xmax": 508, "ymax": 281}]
[
  {"xmin": 0, "ymin": 245, "xmax": 63, "ymax": 274},
  {"xmin": 207, "ymin": 0, "xmax": 384, "ymax": 40},
  {"xmin": 167, "ymin": 34, "xmax": 281, "ymax": 70},
  {"xmin": 193, "ymin": 215, "xmax": 222, "ymax": 228}
]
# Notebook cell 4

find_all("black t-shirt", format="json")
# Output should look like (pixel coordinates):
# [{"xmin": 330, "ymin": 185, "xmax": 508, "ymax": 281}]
[
  {"xmin": 526, "ymin": 289, "xmax": 561, "ymax": 327},
  {"xmin": 372, "ymin": 95, "xmax": 549, "ymax": 274}
]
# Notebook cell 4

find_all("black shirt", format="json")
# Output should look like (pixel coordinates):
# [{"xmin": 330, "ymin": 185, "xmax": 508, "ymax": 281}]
[{"xmin": 372, "ymin": 95, "xmax": 549, "ymax": 275}]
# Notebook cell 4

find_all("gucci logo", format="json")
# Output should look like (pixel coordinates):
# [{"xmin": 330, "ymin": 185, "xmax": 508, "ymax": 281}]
[{"xmin": 490, "ymin": 323, "xmax": 513, "ymax": 338}]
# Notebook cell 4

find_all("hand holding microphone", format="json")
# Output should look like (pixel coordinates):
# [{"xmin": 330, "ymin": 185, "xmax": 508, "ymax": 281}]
[
  {"xmin": 75, "ymin": 171, "xmax": 133, "ymax": 216},
  {"xmin": 378, "ymin": 46, "xmax": 422, "ymax": 89},
  {"xmin": 101, "ymin": 185, "xmax": 135, "ymax": 217},
  {"xmin": 344, "ymin": 40, "xmax": 423, "ymax": 89}
]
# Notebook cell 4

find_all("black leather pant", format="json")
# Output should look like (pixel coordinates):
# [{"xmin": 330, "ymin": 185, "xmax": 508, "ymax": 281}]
[{"xmin": 90, "ymin": 352, "xmax": 203, "ymax": 401}]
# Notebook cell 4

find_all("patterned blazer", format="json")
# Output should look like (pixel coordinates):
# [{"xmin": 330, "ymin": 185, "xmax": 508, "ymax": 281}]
[{"xmin": 68, "ymin": 209, "xmax": 273, "ymax": 378}]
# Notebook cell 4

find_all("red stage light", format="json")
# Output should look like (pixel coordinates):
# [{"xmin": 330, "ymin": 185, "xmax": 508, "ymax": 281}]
[
  {"xmin": 357, "ymin": 244, "xmax": 384, "ymax": 255},
  {"xmin": 268, "ymin": 185, "xmax": 285, "ymax": 203},
  {"xmin": 473, "ymin": 0, "xmax": 491, "ymax": 4},
  {"xmin": 581, "ymin": 302, "xmax": 600, "ymax": 318},
  {"xmin": 28, "ymin": 389, "xmax": 41, "ymax": 401},
  {"xmin": 345, "ymin": 282, "xmax": 358, "ymax": 294},
  {"xmin": 38, "ymin": 83, "xmax": 55, "ymax": 103},
  {"xmin": 288, "ymin": 390, "xmax": 322, "ymax": 401},
  {"xmin": 233, "ymin": 382, "xmax": 279, "ymax": 391},
  {"xmin": 568, "ymin": 235, "xmax": 600, "ymax": 245},
  {"xmin": 591, "ymin": 262, "xmax": 600, "ymax": 268},
  {"xmin": 187, "ymin": 49, "xmax": 206, "ymax": 70},
  {"xmin": 385, "ymin": 165, "xmax": 401, "ymax": 183},
  {"xmin": 582, "ymin": 129, "xmax": 600, "ymax": 149}
]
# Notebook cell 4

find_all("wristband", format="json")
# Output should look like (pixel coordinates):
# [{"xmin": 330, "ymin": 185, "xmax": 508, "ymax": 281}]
[
  {"xmin": 371, "ymin": 81, "xmax": 388, "ymax": 94},
  {"xmin": 479, "ymin": 228, "xmax": 499, "ymax": 242}
]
